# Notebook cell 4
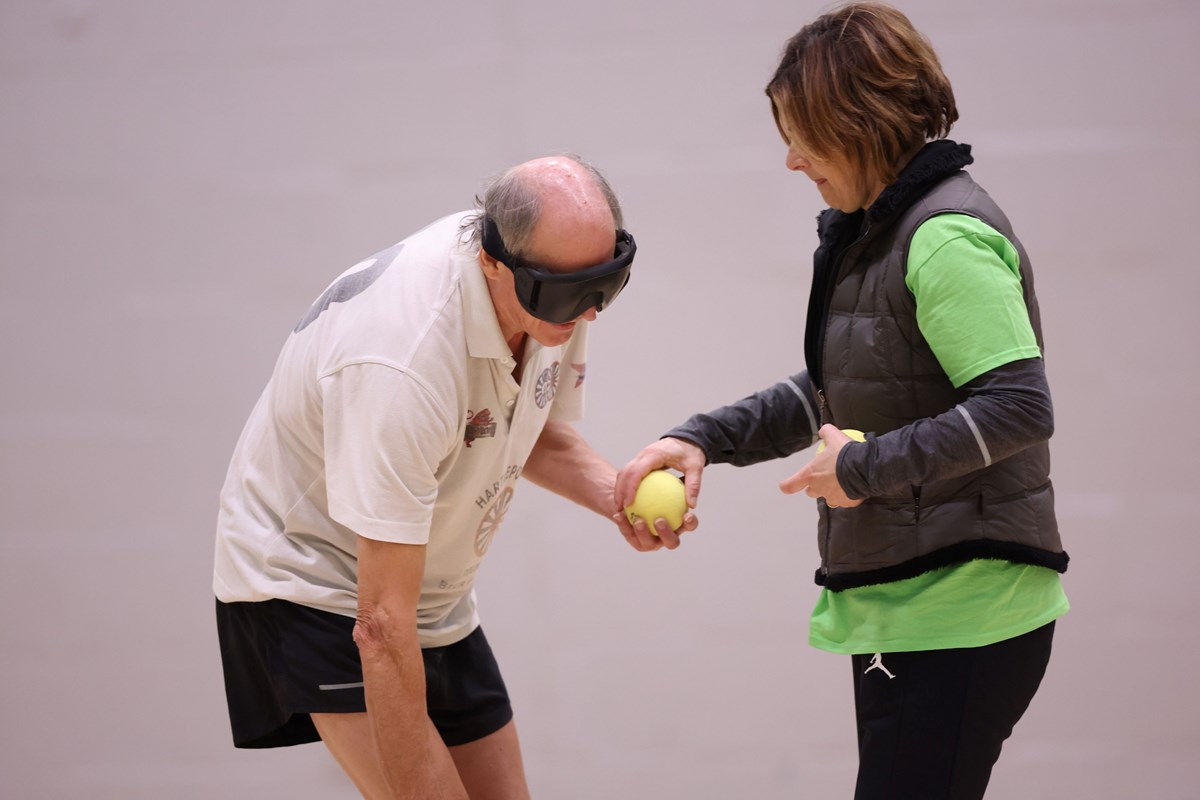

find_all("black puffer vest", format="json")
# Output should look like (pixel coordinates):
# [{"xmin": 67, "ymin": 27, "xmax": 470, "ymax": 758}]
[{"xmin": 809, "ymin": 141, "xmax": 1068, "ymax": 590}]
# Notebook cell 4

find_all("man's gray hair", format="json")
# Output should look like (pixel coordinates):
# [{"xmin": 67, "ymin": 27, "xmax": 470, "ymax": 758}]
[{"xmin": 459, "ymin": 154, "xmax": 624, "ymax": 259}]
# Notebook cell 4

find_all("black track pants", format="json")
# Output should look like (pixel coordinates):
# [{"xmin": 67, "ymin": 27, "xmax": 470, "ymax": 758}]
[{"xmin": 851, "ymin": 621, "xmax": 1055, "ymax": 800}]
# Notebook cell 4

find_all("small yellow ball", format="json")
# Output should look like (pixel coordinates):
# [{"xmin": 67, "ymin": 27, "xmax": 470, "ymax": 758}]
[
  {"xmin": 816, "ymin": 428, "xmax": 867, "ymax": 453},
  {"xmin": 624, "ymin": 470, "xmax": 687, "ymax": 535}
]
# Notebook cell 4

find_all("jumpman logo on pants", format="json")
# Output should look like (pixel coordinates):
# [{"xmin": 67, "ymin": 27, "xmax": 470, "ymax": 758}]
[{"xmin": 864, "ymin": 653, "xmax": 896, "ymax": 680}]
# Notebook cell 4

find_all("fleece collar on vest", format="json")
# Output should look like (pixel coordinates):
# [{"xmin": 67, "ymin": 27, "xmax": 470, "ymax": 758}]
[
  {"xmin": 868, "ymin": 139, "xmax": 974, "ymax": 224},
  {"xmin": 815, "ymin": 140, "xmax": 975, "ymax": 247}
]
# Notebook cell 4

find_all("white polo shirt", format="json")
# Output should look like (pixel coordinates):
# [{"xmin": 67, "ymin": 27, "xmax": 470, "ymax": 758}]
[{"xmin": 213, "ymin": 212, "xmax": 588, "ymax": 647}]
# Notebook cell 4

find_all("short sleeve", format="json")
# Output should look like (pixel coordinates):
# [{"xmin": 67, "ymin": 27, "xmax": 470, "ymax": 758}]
[
  {"xmin": 321, "ymin": 362, "xmax": 458, "ymax": 543},
  {"xmin": 906, "ymin": 214, "xmax": 1042, "ymax": 388}
]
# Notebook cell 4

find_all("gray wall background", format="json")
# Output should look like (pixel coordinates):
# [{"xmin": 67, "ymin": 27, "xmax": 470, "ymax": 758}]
[{"xmin": 2, "ymin": 1, "xmax": 1197, "ymax": 798}]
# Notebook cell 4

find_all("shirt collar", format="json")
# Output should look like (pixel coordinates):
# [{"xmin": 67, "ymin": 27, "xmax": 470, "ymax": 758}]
[{"xmin": 457, "ymin": 243, "xmax": 512, "ymax": 361}]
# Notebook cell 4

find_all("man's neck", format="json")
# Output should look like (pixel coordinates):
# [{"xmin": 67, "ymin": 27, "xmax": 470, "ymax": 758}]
[{"xmin": 507, "ymin": 333, "xmax": 527, "ymax": 378}]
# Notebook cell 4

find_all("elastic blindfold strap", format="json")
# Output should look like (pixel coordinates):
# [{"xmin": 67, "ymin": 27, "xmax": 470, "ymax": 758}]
[{"xmin": 480, "ymin": 215, "xmax": 514, "ymax": 266}]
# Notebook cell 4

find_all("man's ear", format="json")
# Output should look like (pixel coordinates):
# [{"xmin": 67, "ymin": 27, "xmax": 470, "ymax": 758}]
[{"xmin": 478, "ymin": 248, "xmax": 503, "ymax": 278}]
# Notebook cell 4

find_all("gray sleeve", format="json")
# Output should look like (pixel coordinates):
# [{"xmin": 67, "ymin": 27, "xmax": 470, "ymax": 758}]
[
  {"xmin": 663, "ymin": 371, "xmax": 821, "ymax": 466},
  {"xmin": 837, "ymin": 357, "xmax": 1054, "ymax": 499}
]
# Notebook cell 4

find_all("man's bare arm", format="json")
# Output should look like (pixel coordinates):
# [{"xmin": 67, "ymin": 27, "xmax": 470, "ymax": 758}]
[{"xmin": 355, "ymin": 536, "xmax": 467, "ymax": 799}]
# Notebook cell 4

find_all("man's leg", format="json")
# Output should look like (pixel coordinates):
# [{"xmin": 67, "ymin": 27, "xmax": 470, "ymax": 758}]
[
  {"xmin": 313, "ymin": 712, "xmax": 463, "ymax": 800},
  {"xmin": 448, "ymin": 719, "xmax": 531, "ymax": 800},
  {"xmin": 312, "ymin": 712, "xmax": 390, "ymax": 799},
  {"xmin": 313, "ymin": 624, "xmax": 527, "ymax": 799},
  {"xmin": 431, "ymin": 625, "xmax": 528, "ymax": 799}
]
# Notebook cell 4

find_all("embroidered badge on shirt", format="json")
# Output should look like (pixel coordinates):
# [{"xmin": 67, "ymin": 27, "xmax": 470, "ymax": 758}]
[
  {"xmin": 464, "ymin": 409, "xmax": 497, "ymax": 447},
  {"xmin": 534, "ymin": 361, "xmax": 560, "ymax": 409},
  {"xmin": 572, "ymin": 361, "xmax": 586, "ymax": 388}
]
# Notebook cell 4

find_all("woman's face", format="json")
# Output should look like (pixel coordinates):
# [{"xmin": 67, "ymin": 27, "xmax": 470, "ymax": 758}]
[{"xmin": 777, "ymin": 116, "xmax": 882, "ymax": 213}]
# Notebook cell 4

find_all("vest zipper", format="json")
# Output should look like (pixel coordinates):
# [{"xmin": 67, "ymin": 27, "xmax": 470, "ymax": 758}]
[
  {"xmin": 816, "ymin": 221, "xmax": 871, "ymax": 582},
  {"xmin": 817, "ymin": 389, "xmax": 830, "ymax": 578},
  {"xmin": 820, "ymin": 516, "xmax": 830, "ymax": 579},
  {"xmin": 912, "ymin": 484, "xmax": 922, "ymax": 522}
]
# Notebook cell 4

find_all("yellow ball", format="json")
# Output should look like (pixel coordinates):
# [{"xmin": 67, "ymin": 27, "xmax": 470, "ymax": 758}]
[
  {"xmin": 816, "ymin": 428, "xmax": 867, "ymax": 453},
  {"xmin": 624, "ymin": 470, "xmax": 687, "ymax": 535}
]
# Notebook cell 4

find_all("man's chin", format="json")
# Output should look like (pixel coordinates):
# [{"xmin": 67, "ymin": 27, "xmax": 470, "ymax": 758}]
[{"xmin": 532, "ymin": 322, "xmax": 576, "ymax": 346}]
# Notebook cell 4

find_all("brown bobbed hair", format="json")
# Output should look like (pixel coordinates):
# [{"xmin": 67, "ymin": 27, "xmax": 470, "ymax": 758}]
[{"xmin": 766, "ymin": 2, "xmax": 957, "ymax": 188}]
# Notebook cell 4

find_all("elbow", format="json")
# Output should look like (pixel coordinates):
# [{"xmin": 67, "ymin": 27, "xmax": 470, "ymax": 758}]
[
  {"xmin": 1030, "ymin": 396, "xmax": 1055, "ymax": 443},
  {"xmin": 352, "ymin": 604, "xmax": 387, "ymax": 655},
  {"xmin": 1012, "ymin": 387, "xmax": 1055, "ymax": 444},
  {"xmin": 1037, "ymin": 413, "xmax": 1055, "ymax": 443},
  {"xmin": 353, "ymin": 603, "xmax": 414, "ymax": 659},
  {"xmin": 1013, "ymin": 409, "xmax": 1053, "ymax": 451}
]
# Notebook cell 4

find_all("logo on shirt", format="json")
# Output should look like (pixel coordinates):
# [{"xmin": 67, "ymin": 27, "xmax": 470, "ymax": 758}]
[
  {"xmin": 572, "ymin": 362, "xmax": 586, "ymax": 388},
  {"xmin": 293, "ymin": 244, "xmax": 401, "ymax": 333},
  {"xmin": 464, "ymin": 409, "xmax": 497, "ymax": 447},
  {"xmin": 475, "ymin": 485, "xmax": 514, "ymax": 557},
  {"xmin": 534, "ymin": 361, "xmax": 560, "ymax": 409}
]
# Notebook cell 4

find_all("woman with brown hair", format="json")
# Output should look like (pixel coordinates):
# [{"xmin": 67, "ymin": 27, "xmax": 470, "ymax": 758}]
[{"xmin": 616, "ymin": 4, "xmax": 1069, "ymax": 797}]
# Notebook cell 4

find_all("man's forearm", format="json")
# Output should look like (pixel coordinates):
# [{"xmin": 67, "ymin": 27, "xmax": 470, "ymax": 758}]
[
  {"xmin": 523, "ymin": 420, "xmax": 617, "ymax": 516},
  {"xmin": 356, "ymin": 611, "xmax": 466, "ymax": 798}
]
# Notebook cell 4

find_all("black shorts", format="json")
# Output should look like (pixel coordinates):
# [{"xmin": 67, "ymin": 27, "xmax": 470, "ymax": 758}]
[{"xmin": 215, "ymin": 598, "xmax": 513, "ymax": 749}]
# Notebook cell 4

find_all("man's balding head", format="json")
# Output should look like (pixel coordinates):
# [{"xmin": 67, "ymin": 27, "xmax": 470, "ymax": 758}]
[
  {"xmin": 513, "ymin": 156, "xmax": 616, "ymax": 270},
  {"xmin": 462, "ymin": 154, "xmax": 623, "ymax": 269}
]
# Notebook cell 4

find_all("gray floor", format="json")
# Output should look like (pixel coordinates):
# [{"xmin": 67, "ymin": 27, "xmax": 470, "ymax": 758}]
[{"xmin": 2, "ymin": 1, "xmax": 1198, "ymax": 797}]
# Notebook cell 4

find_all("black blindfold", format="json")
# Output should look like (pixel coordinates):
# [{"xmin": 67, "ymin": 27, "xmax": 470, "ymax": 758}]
[{"xmin": 481, "ymin": 215, "xmax": 635, "ymax": 324}]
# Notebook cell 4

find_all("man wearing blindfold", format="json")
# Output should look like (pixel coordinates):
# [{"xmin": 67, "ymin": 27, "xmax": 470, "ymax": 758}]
[{"xmin": 213, "ymin": 155, "xmax": 693, "ymax": 798}]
